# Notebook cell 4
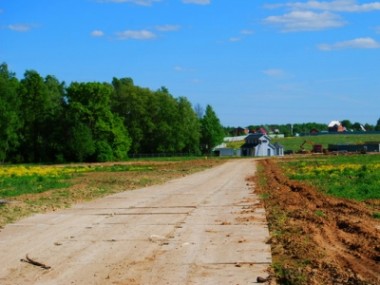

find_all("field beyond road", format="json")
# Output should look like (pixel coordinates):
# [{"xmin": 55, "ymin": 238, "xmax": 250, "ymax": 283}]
[
  {"xmin": 255, "ymin": 157, "xmax": 380, "ymax": 285},
  {"xmin": 0, "ymin": 158, "xmax": 225, "ymax": 227},
  {"xmin": 0, "ymin": 159, "xmax": 272, "ymax": 285}
]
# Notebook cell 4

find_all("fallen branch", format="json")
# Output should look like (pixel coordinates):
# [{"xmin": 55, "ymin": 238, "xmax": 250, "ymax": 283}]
[{"xmin": 20, "ymin": 254, "xmax": 51, "ymax": 270}]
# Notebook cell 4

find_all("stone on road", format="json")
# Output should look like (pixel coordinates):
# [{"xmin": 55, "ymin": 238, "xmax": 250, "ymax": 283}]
[{"xmin": 0, "ymin": 159, "xmax": 272, "ymax": 285}]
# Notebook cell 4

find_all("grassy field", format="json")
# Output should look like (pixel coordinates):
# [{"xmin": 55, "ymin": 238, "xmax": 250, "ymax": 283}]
[
  {"xmin": 280, "ymin": 154, "xmax": 380, "ymax": 201},
  {"xmin": 226, "ymin": 133, "xmax": 380, "ymax": 153},
  {"xmin": 254, "ymin": 156, "xmax": 380, "ymax": 285},
  {"xmin": 0, "ymin": 158, "xmax": 225, "ymax": 227},
  {"xmin": 273, "ymin": 133, "xmax": 380, "ymax": 152},
  {"xmin": 0, "ymin": 164, "xmax": 154, "ymax": 198}
]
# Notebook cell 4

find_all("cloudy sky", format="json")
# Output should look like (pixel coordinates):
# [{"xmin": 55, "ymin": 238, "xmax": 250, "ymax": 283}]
[{"xmin": 1, "ymin": 0, "xmax": 379, "ymax": 126}]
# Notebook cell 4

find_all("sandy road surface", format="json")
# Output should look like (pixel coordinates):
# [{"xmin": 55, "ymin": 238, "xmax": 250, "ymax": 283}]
[{"xmin": 0, "ymin": 159, "xmax": 272, "ymax": 285}]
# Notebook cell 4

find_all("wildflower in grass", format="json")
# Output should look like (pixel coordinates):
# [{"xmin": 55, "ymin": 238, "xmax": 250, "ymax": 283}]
[{"xmin": 282, "ymin": 155, "xmax": 380, "ymax": 200}]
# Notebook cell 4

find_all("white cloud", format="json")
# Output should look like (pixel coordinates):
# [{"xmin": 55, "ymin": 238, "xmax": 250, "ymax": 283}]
[
  {"xmin": 174, "ymin": 65, "xmax": 196, "ymax": 72},
  {"xmin": 97, "ymin": 0, "xmax": 160, "ymax": 6},
  {"xmin": 228, "ymin": 30, "xmax": 254, "ymax": 42},
  {"xmin": 174, "ymin": 66, "xmax": 185, "ymax": 72},
  {"xmin": 264, "ymin": 10, "xmax": 345, "ymax": 32},
  {"xmin": 263, "ymin": 68, "xmax": 286, "ymax": 77},
  {"xmin": 116, "ymin": 29, "xmax": 156, "ymax": 40},
  {"xmin": 240, "ymin": 29, "xmax": 254, "ymax": 35},
  {"xmin": 267, "ymin": 0, "xmax": 380, "ymax": 13},
  {"xmin": 318, "ymin": 37, "xmax": 380, "ymax": 50},
  {"xmin": 229, "ymin": 37, "xmax": 241, "ymax": 42},
  {"xmin": 7, "ymin": 24, "xmax": 34, "ymax": 32},
  {"xmin": 155, "ymin": 25, "xmax": 180, "ymax": 32},
  {"xmin": 91, "ymin": 30, "xmax": 105, "ymax": 37},
  {"xmin": 182, "ymin": 0, "xmax": 210, "ymax": 5}
]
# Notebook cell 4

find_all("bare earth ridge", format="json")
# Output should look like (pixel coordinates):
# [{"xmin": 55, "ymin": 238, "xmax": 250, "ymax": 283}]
[{"xmin": 0, "ymin": 159, "xmax": 272, "ymax": 285}]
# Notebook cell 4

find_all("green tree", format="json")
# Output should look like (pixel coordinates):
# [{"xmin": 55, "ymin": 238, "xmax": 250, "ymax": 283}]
[
  {"xmin": 341, "ymin": 119, "xmax": 352, "ymax": 131},
  {"xmin": 0, "ymin": 63, "xmax": 21, "ymax": 162},
  {"xmin": 149, "ymin": 87, "xmax": 179, "ymax": 153},
  {"xmin": 42, "ymin": 75, "xmax": 66, "ymax": 161},
  {"xmin": 352, "ymin": 122, "xmax": 362, "ymax": 131},
  {"xmin": 364, "ymin": 123, "xmax": 374, "ymax": 131},
  {"xmin": 66, "ymin": 82, "xmax": 131, "ymax": 162},
  {"xmin": 111, "ymin": 77, "xmax": 152, "ymax": 154},
  {"xmin": 112, "ymin": 79, "xmax": 200, "ymax": 155},
  {"xmin": 18, "ymin": 71, "xmax": 66, "ymax": 162},
  {"xmin": 19, "ymin": 70, "xmax": 49, "ymax": 161},
  {"xmin": 177, "ymin": 97, "xmax": 201, "ymax": 154},
  {"xmin": 375, "ymin": 118, "xmax": 380, "ymax": 131},
  {"xmin": 200, "ymin": 105, "xmax": 224, "ymax": 154}
]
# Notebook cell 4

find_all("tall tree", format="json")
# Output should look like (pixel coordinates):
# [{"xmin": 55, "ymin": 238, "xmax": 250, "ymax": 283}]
[
  {"xmin": 177, "ymin": 97, "xmax": 201, "ymax": 154},
  {"xmin": 149, "ymin": 87, "xmax": 179, "ymax": 153},
  {"xmin": 0, "ymin": 63, "xmax": 21, "ymax": 162},
  {"xmin": 375, "ymin": 118, "xmax": 380, "ymax": 131},
  {"xmin": 200, "ymin": 105, "xmax": 224, "ymax": 154},
  {"xmin": 19, "ymin": 70, "xmax": 48, "ymax": 162},
  {"xmin": 341, "ymin": 119, "xmax": 352, "ymax": 130},
  {"xmin": 18, "ymin": 71, "xmax": 65, "ymax": 162},
  {"xmin": 42, "ymin": 75, "xmax": 66, "ymax": 161},
  {"xmin": 66, "ymin": 82, "xmax": 131, "ymax": 162},
  {"xmin": 111, "ymin": 77, "xmax": 152, "ymax": 154}
]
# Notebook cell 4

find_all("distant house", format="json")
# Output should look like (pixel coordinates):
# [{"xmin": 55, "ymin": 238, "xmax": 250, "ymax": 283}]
[
  {"xmin": 328, "ymin": 121, "xmax": 345, "ymax": 132},
  {"xmin": 230, "ymin": 127, "xmax": 249, "ymax": 136},
  {"xmin": 310, "ymin": 128, "xmax": 319, "ymax": 135},
  {"xmin": 257, "ymin": 127, "xmax": 268, "ymax": 135},
  {"xmin": 241, "ymin": 133, "xmax": 284, "ymax": 157}
]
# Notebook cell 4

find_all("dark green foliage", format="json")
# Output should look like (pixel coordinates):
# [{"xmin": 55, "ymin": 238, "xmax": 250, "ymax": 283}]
[
  {"xmin": 66, "ymin": 82, "xmax": 131, "ymax": 162},
  {"xmin": 67, "ymin": 122, "xmax": 96, "ymax": 162},
  {"xmin": 111, "ymin": 78, "xmax": 201, "ymax": 155},
  {"xmin": 18, "ymin": 70, "xmax": 66, "ymax": 162},
  {"xmin": 376, "ymin": 118, "xmax": 380, "ymax": 131},
  {"xmin": 0, "ymin": 64, "xmax": 214, "ymax": 162},
  {"xmin": 200, "ymin": 105, "xmax": 225, "ymax": 154},
  {"xmin": 0, "ymin": 63, "xmax": 21, "ymax": 163}
]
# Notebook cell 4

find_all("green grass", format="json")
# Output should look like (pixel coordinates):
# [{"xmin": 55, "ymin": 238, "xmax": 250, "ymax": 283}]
[
  {"xmin": 272, "ymin": 133, "xmax": 380, "ymax": 152},
  {"xmin": 0, "ymin": 175, "xmax": 71, "ymax": 197},
  {"xmin": 281, "ymin": 154, "xmax": 380, "ymax": 201},
  {"xmin": 0, "ymin": 164, "xmax": 154, "ymax": 198}
]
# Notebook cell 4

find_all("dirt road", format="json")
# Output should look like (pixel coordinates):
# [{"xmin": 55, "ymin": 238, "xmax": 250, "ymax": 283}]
[{"xmin": 0, "ymin": 159, "xmax": 272, "ymax": 285}]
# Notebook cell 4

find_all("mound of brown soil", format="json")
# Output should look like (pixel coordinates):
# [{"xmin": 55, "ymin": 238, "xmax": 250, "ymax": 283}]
[{"xmin": 254, "ymin": 159, "xmax": 380, "ymax": 285}]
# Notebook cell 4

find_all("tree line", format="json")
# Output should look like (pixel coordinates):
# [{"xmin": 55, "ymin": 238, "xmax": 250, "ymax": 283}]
[
  {"xmin": 0, "ymin": 63, "xmax": 225, "ymax": 163},
  {"xmin": 226, "ymin": 120, "xmax": 380, "ymax": 137}
]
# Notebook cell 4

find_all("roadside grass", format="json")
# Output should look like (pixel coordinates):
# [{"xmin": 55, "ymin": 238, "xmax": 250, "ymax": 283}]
[
  {"xmin": 255, "ymin": 155, "xmax": 380, "ymax": 284},
  {"xmin": 0, "ymin": 158, "xmax": 225, "ymax": 227},
  {"xmin": 0, "ymin": 164, "xmax": 153, "ymax": 198},
  {"xmin": 281, "ymin": 154, "xmax": 380, "ymax": 201}
]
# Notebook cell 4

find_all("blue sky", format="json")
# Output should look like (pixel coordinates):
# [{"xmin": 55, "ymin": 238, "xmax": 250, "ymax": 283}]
[{"xmin": 1, "ymin": 0, "xmax": 380, "ymax": 127}]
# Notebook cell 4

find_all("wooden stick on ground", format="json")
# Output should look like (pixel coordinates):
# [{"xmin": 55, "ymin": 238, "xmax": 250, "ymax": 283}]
[{"xmin": 20, "ymin": 254, "xmax": 51, "ymax": 270}]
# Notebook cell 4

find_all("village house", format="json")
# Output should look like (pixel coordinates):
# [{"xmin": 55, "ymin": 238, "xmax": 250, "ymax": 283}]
[
  {"xmin": 328, "ymin": 120, "xmax": 345, "ymax": 132},
  {"xmin": 241, "ymin": 133, "xmax": 284, "ymax": 157},
  {"xmin": 214, "ymin": 133, "xmax": 284, "ymax": 157}
]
